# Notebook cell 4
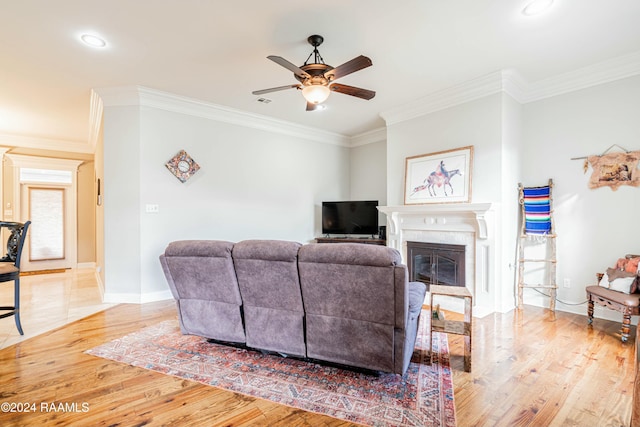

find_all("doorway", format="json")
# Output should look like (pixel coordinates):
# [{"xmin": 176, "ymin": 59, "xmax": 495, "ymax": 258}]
[
  {"xmin": 5, "ymin": 155, "xmax": 83, "ymax": 272},
  {"xmin": 21, "ymin": 184, "xmax": 74, "ymax": 271}
]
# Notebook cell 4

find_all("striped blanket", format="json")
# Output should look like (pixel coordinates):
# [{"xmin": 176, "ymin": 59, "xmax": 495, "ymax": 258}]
[{"xmin": 522, "ymin": 186, "xmax": 551, "ymax": 234}]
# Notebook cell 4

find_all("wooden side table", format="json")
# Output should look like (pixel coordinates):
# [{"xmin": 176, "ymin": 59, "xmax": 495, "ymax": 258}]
[{"xmin": 428, "ymin": 284, "xmax": 473, "ymax": 372}]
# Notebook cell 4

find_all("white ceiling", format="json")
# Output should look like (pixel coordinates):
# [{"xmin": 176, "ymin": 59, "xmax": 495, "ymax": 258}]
[{"xmin": 2, "ymin": 0, "xmax": 640, "ymax": 148}]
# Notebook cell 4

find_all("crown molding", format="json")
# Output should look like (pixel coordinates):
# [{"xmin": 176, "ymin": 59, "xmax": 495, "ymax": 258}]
[
  {"xmin": 94, "ymin": 50, "xmax": 640, "ymax": 146},
  {"xmin": 380, "ymin": 71, "xmax": 512, "ymax": 126},
  {"xmin": 94, "ymin": 86, "xmax": 351, "ymax": 147},
  {"xmin": 349, "ymin": 127, "xmax": 387, "ymax": 147},
  {"xmin": 521, "ymin": 50, "xmax": 640, "ymax": 103},
  {"xmin": 0, "ymin": 133, "xmax": 95, "ymax": 154},
  {"xmin": 380, "ymin": 50, "xmax": 640, "ymax": 126}
]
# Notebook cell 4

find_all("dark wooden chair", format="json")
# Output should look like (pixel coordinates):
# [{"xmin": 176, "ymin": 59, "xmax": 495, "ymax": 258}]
[
  {"xmin": 0, "ymin": 221, "xmax": 31, "ymax": 335},
  {"xmin": 586, "ymin": 254, "xmax": 640, "ymax": 343}
]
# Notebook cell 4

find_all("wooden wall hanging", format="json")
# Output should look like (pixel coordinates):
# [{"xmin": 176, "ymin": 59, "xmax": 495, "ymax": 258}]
[{"xmin": 572, "ymin": 145, "xmax": 640, "ymax": 191}]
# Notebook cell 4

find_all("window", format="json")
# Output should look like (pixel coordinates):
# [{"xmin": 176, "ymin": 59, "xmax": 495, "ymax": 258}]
[
  {"xmin": 29, "ymin": 188, "xmax": 65, "ymax": 261},
  {"xmin": 20, "ymin": 168, "xmax": 72, "ymax": 184}
]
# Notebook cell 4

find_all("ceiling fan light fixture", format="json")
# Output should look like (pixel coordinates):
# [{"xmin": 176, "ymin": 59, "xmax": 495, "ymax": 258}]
[
  {"xmin": 522, "ymin": 0, "xmax": 554, "ymax": 16},
  {"xmin": 254, "ymin": 35, "xmax": 374, "ymax": 111},
  {"xmin": 302, "ymin": 84, "xmax": 331, "ymax": 104}
]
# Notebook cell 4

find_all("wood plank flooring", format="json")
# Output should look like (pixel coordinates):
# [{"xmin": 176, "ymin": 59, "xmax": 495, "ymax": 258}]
[{"xmin": 0, "ymin": 278, "xmax": 635, "ymax": 426}]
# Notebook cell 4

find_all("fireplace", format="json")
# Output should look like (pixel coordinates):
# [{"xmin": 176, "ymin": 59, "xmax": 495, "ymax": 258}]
[
  {"xmin": 407, "ymin": 241, "xmax": 466, "ymax": 288},
  {"xmin": 377, "ymin": 203, "xmax": 497, "ymax": 315}
]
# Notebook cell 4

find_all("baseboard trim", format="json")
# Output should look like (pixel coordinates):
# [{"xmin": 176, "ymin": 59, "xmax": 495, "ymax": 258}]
[
  {"xmin": 77, "ymin": 262, "xmax": 96, "ymax": 269},
  {"xmin": 103, "ymin": 290, "xmax": 173, "ymax": 304}
]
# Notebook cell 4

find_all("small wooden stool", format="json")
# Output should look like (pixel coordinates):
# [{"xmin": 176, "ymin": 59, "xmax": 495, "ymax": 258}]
[{"xmin": 428, "ymin": 284, "xmax": 473, "ymax": 372}]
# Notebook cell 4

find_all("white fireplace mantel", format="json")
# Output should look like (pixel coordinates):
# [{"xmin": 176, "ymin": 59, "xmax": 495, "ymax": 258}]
[
  {"xmin": 377, "ymin": 202, "xmax": 497, "ymax": 316},
  {"xmin": 378, "ymin": 203, "xmax": 492, "ymax": 239}
]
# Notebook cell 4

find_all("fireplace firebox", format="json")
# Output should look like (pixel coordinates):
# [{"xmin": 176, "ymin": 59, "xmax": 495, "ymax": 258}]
[{"xmin": 407, "ymin": 241, "xmax": 466, "ymax": 288}]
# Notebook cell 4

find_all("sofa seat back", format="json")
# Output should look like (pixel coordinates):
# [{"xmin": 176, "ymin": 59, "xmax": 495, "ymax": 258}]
[
  {"xmin": 298, "ymin": 243, "xmax": 410, "ymax": 373},
  {"xmin": 159, "ymin": 240, "xmax": 245, "ymax": 343},
  {"xmin": 233, "ymin": 240, "xmax": 306, "ymax": 356}
]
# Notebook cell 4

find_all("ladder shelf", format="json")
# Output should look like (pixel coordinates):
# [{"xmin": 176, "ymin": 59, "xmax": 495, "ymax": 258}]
[{"xmin": 516, "ymin": 179, "xmax": 557, "ymax": 311}]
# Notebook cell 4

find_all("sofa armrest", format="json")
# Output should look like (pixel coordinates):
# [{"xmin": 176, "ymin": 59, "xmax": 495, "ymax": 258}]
[
  {"xmin": 394, "ymin": 265, "xmax": 409, "ymax": 328},
  {"xmin": 408, "ymin": 281, "xmax": 427, "ymax": 317}
]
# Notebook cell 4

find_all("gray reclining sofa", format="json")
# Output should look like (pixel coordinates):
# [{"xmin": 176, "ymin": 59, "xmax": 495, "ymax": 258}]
[{"xmin": 160, "ymin": 239, "xmax": 427, "ymax": 375}]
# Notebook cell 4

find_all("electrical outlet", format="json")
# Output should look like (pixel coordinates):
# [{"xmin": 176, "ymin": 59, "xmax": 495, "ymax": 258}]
[
  {"xmin": 563, "ymin": 278, "xmax": 571, "ymax": 288},
  {"xmin": 145, "ymin": 204, "xmax": 159, "ymax": 213}
]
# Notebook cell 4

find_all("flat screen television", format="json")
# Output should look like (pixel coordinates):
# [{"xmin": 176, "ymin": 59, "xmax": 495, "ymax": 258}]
[{"xmin": 322, "ymin": 200, "xmax": 379, "ymax": 236}]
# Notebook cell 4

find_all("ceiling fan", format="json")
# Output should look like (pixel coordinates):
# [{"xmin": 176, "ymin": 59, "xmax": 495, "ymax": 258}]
[{"xmin": 252, "ymin": 35, "xmax": 375, "ymax": 111}]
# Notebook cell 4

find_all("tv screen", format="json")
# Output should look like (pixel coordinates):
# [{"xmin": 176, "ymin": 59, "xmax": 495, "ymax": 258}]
[{"xmin": 322, "ymin": 200, "xmax": 379, "ymax": 236}]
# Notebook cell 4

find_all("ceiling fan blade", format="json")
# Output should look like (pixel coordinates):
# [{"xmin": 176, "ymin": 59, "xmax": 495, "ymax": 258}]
[
  {"xmin": 267, "ymin": 55, "xmax": 311, "ymax": 80},
  {"xmin": 252, "ymin": 84, "xmax": 301, "ymax": 95},
  {"xmin": 306, "ymin": 101, "xmax": 320, "ymax": 111},
  {"xmin": 324, "ymin": 55, "xmax": 372, "ymax": 81},
  {"xmin": 330, "ymin": 83, "xmax": 376, "ymax": 100}
]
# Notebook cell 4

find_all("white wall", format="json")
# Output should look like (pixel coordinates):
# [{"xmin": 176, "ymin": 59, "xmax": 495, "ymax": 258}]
[
  {"xmin": 103, "ymin": 105, "xmax": 142, "ymax": 301},
  {"xmin": 499, "ymin": 93, "xmax": 524, "ymax": 311},
  {"xmin": 350, "ymin": 139, "xmax": 387, "ymax": 225},
  {"xmin": 521, "ymin": 75, "xmax": 640, "ymax": 319},
  {"xmin": 381, "ymin": 92, "xmax": 529, "ymax": 313},
  {"xmin": 386, "ymin": 94, "xmax": 504, "ymax": 206},
  {"xmin": 384, "ymin": 94, "xmax": 509, "ymax": 313},
  {"xmin": 102, "ymin": 103, "xmax": 350, "ymax": 302}
]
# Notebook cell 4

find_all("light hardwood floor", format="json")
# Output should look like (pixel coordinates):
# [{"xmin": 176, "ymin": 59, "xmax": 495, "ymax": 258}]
[
  {"xmin": 0, "ymin": 268, "xmax": 115, "ymax": 349},
  {"xmin": 0, "ymin": 272, "xmax": 634, "ymax": 426}
]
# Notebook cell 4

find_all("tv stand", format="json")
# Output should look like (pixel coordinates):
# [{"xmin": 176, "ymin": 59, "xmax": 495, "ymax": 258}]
[{"xmin": 316, "ymin": 237, "xmax": 386, "ymax": 246}]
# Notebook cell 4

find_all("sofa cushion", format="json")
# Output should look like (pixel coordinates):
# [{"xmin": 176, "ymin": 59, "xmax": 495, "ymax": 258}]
[
  {"xmin": 165, "ymin": 239, "xmax": 234, "ymax": 258},
  {"xmin": 232, "ymin": 239, "xmax": 300, "ymax": 262},
  {"xmin": 298, "ymin": 242, "xmax": 402, "ymax": 267},
  {"xmin": 299, "ymin": 243, "xmax": 403, "ymax": 325},
  {"xmin": 305, "ymin": 314, "xmax": 394, "ymax": 372},
  {"xmin": 160, "ymin": 240, "xmax": 245, "ymax": 343},
  {"xmin": 178, "ymin": 299, "xmax": 245, "ymax": 342},
  {"xmin": 599, "ymin": 269, "xmax": 638, "ymax": 294},
  {"xmin": 232, "ymin": 239, "xmax": 306, "ymax": 356},
  {"xmin": 299, "ymin": 242, "xmax": 419, "ymax": 374},
  {"xmin": 232, "ymin": 240, "xmax": 303, "ymax": 311}
]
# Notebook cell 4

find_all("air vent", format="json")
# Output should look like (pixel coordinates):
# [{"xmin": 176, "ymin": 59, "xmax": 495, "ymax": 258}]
[{"xmin": 256, "ymin": 97, "xmax": 272, "ymax": 104}]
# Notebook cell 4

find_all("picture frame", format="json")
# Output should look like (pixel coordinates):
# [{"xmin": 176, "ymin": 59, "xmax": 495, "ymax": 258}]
[
  {"xmin": 587, "ymin": 151, "xmax": 640, "ymax": 191},
  {"xmin": 404, "ymin": 146, "xmax": 473, "ymax": 205}
]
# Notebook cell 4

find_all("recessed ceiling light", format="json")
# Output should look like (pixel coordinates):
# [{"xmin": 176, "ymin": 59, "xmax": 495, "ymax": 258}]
[
  {"xmin": 522, "ymin": 0, "xmax": 554, "ymax": 16},
  {"xmin": 80, "ymin": 34, "xmax": 107, "ymax": 48}
]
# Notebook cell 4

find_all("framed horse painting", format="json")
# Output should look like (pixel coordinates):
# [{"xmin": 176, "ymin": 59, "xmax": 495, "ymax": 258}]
[{"xmin": 404, "ymin": 146, "xmax": 473, "ymax": 205}]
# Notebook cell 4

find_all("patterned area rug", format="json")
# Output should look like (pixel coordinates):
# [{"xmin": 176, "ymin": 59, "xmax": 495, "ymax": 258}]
[{"xmin": 86, "ymin": 311, "xmax": 456, "ymax": 427}]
